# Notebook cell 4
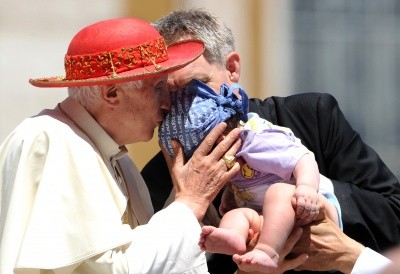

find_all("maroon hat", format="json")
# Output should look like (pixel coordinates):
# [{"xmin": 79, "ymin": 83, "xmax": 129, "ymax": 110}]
[{"xmin": 29, "ymin": 17, "xmax": 204, "ymax": 88}]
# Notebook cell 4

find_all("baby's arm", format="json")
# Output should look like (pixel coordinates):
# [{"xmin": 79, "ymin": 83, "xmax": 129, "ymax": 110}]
[{"xmin": 292, "ymin": 153, "xmax": 321, "ymax": 223}]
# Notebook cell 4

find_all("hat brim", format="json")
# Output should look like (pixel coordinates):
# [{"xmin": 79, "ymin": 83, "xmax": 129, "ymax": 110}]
[{"xmin": 29, "ymin": 40, "xmax": 205, "ymax": 88}]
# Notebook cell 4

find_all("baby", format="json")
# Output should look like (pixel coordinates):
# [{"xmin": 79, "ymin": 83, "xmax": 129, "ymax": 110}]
[{"xmin": 159, "ymin": 79, "xmax": 342, "ymax": 273}]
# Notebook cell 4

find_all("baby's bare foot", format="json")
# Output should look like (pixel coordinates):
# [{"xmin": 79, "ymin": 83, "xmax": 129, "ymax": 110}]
[
  {"xmin": 233, "ymin": 248, "xmax": 278, "ymax": 273},
  {"xmin": 199, "ymin": 226, "xmax": 247, "ymax": 255}
]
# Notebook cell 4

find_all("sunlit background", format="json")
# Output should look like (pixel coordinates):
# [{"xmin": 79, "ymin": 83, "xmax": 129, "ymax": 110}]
[{"xmin": 1, "ymin": 0, "xmax": 398, "ymax": 178}]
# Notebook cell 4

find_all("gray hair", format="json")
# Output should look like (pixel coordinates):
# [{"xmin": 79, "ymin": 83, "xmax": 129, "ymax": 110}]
[
  {"xmin": 68, "ymin": 85, "xmax": 103, "ymax": 113},
  {"xmin": 68, "ymin": 80, "xmax": 143, "ymax": 113},
  {"xmin": 154, "ymin": 8, "xmax": 235, "ymax": 68}
]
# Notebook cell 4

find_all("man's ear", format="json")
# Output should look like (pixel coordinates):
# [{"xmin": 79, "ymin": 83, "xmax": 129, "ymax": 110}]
[
  {"xmin": 102, "ymin": 85, "xmax": 120, "ymax": 105},
  {"xmin": 226, "ymin": 51, "xmax": 241, "ymax": 83}
]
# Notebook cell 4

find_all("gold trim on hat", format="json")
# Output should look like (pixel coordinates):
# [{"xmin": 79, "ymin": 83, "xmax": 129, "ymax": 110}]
[{"xmin": 64, "ymin": 36, "xmax": 168, "ymax": 80}]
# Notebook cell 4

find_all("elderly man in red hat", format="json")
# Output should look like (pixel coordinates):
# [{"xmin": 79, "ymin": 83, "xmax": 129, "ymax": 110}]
[{"xmin": 0, "ymin": 17, "xmax": 243, "ymax": 273}]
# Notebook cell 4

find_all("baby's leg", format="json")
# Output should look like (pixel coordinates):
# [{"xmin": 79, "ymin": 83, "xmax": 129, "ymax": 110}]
[
  {"xmin": 200, "ymin": 207, "xmax": 261, "ymax": 255},
  {"xmin": 233, "ymin": 183, "xmax": 296, "ymax": 273}
]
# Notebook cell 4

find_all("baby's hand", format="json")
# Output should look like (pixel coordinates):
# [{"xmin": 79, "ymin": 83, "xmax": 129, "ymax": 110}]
[{"xmin": 292, "ymin": 185, "xmax": 320, "ymax": 223}]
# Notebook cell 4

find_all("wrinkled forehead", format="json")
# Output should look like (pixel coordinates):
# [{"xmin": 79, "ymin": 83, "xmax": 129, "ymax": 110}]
[
  {"xmin": 167, "ymin": 57, "xmax": 213, "ymax": 89},
  {"xmin": 168, "ymin": 70, "xmax": 212, "ymax": 90}
]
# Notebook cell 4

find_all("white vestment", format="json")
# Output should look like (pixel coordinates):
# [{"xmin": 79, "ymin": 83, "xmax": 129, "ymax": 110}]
[{"xmin": 0, "ymin": 97, "xmax": 208, "ymax": 274}]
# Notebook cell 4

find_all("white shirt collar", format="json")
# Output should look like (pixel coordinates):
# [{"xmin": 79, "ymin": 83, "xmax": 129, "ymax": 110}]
[{"xmin": 58, "ymin": 97, "xmax": 127, "ymax": 162}]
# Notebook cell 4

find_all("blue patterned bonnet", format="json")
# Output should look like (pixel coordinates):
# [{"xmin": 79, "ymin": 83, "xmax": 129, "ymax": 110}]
[{"xmin": 159, "ymin": 79, "xmax": 249, "ymax": 159}]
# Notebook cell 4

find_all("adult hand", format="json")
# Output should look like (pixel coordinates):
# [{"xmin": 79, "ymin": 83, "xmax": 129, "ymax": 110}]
[
  {"xmin": 291, "ymin": 209, "xmax": 364, "ymax": 273},
  {"xmin": 238, "ymin": 208, "xmax": 365, "ymax": 274},
  {"xmin": 375, "ymin": 246, "xmax": 399, "ymax": 274},
  {"xmin": 237, "ymin": 228, "xmax": 308, "ymax": 274},
  {"xmin": 161, "ymin": 122, "xmax": 242, "ymax": 221}
]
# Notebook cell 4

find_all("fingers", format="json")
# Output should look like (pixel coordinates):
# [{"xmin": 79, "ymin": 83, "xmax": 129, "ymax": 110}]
[
  {"xmin": 294, "ymin": 188, "xmax": 321, "ymax": 222},
  {"xmin": 296, "ymin": 201, "xmax": 319, "ymax": 223},
  {"xmin": 195, "ymin": 122, "xmax": 241, "ymax": 160},
  {"xmin": 195, "ymin": 123, "xmax": 241, "ymax": 183},
  {"xmin": 168, "ymin": 123, "xmax": 241, "ymax": 221},
  {"xmin": 162, "ymin": 122, "xmax": 242, "ymax": 221},
  {"xmin": 159, "ymin": 140, "xmax": 175, "ymax": 172},
  {"xmin": 170, "ymin": 139, "xmax": 186, "ymax": 166},
  {"xmin": 194, "ymin": 123, "xmax": 228, "ymax": 156},
  {"xmin": 223, "ymin": 133, "xmax": 242, "ymax": 158},
  {"xmin": 280, "ymin": 253, "xmax": 309, "ymax": 272},
  {"xmin": 159, "ymin": 139, "xmax": 186, "ymax": 192},
  {"xmin": 276, "ymin": 228, "xmax": 308, "ymax": 273}
]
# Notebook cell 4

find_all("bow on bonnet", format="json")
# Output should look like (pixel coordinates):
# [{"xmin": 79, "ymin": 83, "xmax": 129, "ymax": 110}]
[{"xmin": 159, "ymin": 79, "xmax": 249, "ymax": 159}]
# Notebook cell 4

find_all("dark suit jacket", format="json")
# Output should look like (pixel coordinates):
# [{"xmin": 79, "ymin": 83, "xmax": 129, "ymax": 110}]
[{"xmin": 142, "ymin": 92, "xmax": 400, "ymax": 274}]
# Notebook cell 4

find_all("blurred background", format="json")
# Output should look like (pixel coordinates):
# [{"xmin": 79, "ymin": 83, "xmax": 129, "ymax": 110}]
[{"xmin": 1, "ymin": 0, "xmax": 399, "ymax": 178}]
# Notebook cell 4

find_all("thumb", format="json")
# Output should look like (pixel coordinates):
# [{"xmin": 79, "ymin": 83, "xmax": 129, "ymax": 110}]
[
  {"xmin": 159, "ymin": 140, "xmax": 173, "ymax": 172},
  {"xmin": 159, "ymin": 139, "xmax": 185, "ymax": 171},
  {"xmin": 280, "ymin": 254, "xmax": 309, "ymax": 273}
]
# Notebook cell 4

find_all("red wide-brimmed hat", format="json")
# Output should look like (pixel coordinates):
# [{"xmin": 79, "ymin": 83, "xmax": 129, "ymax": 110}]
[{"xmin": 29, "ymin": 18, "xmax": 204, "ymax": 88}]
